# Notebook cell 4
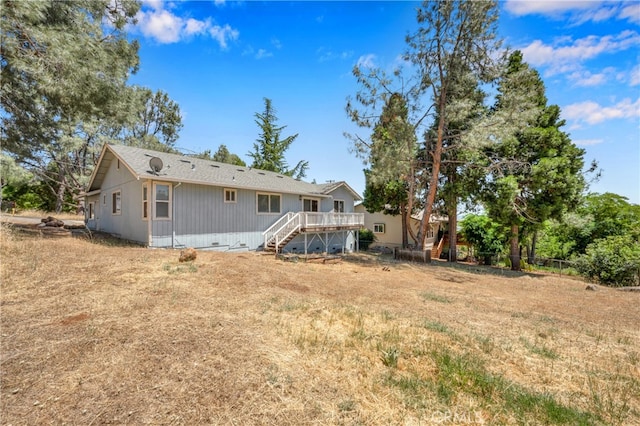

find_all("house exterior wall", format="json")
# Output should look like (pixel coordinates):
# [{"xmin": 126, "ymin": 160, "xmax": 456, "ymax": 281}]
[
  {"xmin": 284, "ymin": 186, "xmax": 359, "ymax": 253},
  {"xmin": 156, "ymin": 182, "xmax": 303, "ymax": 250},
  {"xmin": 85, "ymin": 157, "xmax": 148, "ymax": 244},
  {"xmin": 86, "ymin": 156, "xmax": 361, "ymax": 252},
  {"xmin": 356, "ymin": 206, "xmax": 407, "ymax": 250},
  {"xmin": 355, "ymin": 204, "xmax": 441, "ymax": 250}
]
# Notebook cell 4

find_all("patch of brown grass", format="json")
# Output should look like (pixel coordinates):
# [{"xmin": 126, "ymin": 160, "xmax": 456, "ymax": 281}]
[
  {"xmin": 10, "ymin": 209, "xmax": 85, "ymax": 221},
  {"xmin": 1, "ymin": 225, "xmax": 639, "ymax": 425}
]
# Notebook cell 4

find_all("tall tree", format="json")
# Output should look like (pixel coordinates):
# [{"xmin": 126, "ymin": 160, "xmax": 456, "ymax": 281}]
[
  {"xmin": 364, "ymin": 93, "xmax": 418, "ymax": 247},
  {"xmin": 481, "ymin": 51, "xmax": 588, "ymax": 271},
  {"xmin": 406, "ymin": 0, "xmax": 502, "ymax": 250},
  {"xmin": 122, "ymin": 86, "xmax": 183, "ymax": 151},
  {"xmin": 345, "ymin": 66, "xmax": 426, "ymax": 248},
  {"xmin": 1, "ymin": 0, "xmax": 140, "ymax": 211},
  {"xmin": 424, "ymin": 64, "xmax": 488, "ymax": 261},
  {"xmin": 196, "ymin": 145, "xmax": 246, "ymax": 166},
  {"xmin": 248, "ymin": 98, "xmax": 308, "ymax": 179}
]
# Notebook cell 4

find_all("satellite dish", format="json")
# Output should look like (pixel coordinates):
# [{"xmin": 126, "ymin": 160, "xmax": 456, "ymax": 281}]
[{"xmin": 149, "ymin": 157, "xmax": 163, "ymax": 173}]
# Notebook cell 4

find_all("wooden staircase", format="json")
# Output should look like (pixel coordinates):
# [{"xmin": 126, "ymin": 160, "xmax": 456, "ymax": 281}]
[
  {"xmin": 432, "ymin": 235, "xmax": 447, "ymax": 259},
  {"xmin": 264, "ymin": 229, "xmax": 300, "ymax": 253},
  {"xmin": 262, "ymin": 211, "xmax": 365, "ymax": 254}
]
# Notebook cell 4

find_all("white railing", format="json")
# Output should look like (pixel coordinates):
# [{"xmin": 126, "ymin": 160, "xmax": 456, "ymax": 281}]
[
  {"xmin": 300, "ymin": 212, "xmax": 364, "ymax": 228},
  {"xmin": 263, "ymin": 212, "xmax": 364, "ymax": 251},
  {"xmin": 263, "ymin": 211, "xmax": 296, "ymax": 248}
]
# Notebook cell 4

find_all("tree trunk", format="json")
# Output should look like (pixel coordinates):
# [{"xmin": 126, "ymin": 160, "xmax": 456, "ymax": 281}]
[
  {"xmin": 447, "ymin": 168, "xmax": 457, "ymax": 263},
  {"xmin": 417, "ymin": 90, "xmax": 446, "ymax": 250},
  {"xmin": 55, "ymin": 166, "xmax": 67, "ymax": 213},
  {"xmin": 447, "ymin": 204, "xmax": 457, "ymax": 263},
  {"xmin": 509, "ymin": 223, "xmax": 521, "ymax": 271},
  {"xmin": 401, "ymin": 203, "xmax": 408, "ymax": 248},
  {"xmin": 527, "ymin": 231, "xmax": 537, "ymax": 264}
]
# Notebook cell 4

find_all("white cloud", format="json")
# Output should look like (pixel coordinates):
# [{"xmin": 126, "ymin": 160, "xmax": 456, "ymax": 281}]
[
  {"xmin": 563, "ymin": 98, "xmax": 640, "ymax": 125},
  {"xmin": 317, "ymin": 47, "xmax": 353, "ymax": 63},
  {"xmin": 504, "ymin": 0, "xmax": 638, "ymax": 24},
  {"xmin": 209, "ymin": 24, "xmax": 239, "ymax": 49},
  {"xmin": 271, "ymin": 38, "xmax": 282, "ymax": 50},
  {"xmin": 255, "ymin": 49, "xmax": 273, "ymax": 60},
  {"xmin": 620, "ymin": 2, "xmax": 640, "ymax": 24},
  {"xmin": 137, "ymin": 9, "xmax": 184, "ymax": 43},
  {"xmin": 573, "ymin": 139, "xmax": 605, "ymax": 146},
  {"xmin": 568, "ymin": 67, "xmax": 616, "ymax": 87},
  {"xmin": 356, "ymin": 54, "xmax": 376, "ymax": 69},
  {"xmin": 185, "ymin": 18, "xmax": 209, "ymax": 36},
  {"xmin": 520, "ymin": 31, "xmax": 640, "ymax": 75},
  {"xmin": 505, "ymin": 1, "xmax": 596, "ymax": 17},
  {"xmin": 135, "ymin": 1, "xmax": 238, "ymax": 48},
  {"xmin": 631, "ymin": 65, "xmax": 640, "ymax": 86}
]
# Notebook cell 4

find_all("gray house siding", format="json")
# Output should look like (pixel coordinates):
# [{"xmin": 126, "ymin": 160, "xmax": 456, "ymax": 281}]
[
  {"xmin": 84, "ymin": 144, "xmax": 363, "ymax": 252},
  {"xmin": 153, "ymin": 183, "xmax": 325, "ymax": 250},
  {"xmin": 284, "ymin": 185, "xmax": 359, "ymax": 253},
  {"xmin": 86, "ymin": 159, "xmax": 147, "ymax": 244}
]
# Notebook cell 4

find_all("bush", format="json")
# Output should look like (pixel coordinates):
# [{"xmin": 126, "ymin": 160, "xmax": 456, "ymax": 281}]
[
  {"xmin": 359, "ymin": 228, "xmax": 376, "ymax": 251},
  {"xmin": 574, "ymin": 235, "xmax": 640, "ymax": 287}
]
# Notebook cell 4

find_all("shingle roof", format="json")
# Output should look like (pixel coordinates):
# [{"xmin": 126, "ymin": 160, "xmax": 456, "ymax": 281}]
[{"xmin": 87, "ymin": 144, "xmax": 361, "ymax": 200}]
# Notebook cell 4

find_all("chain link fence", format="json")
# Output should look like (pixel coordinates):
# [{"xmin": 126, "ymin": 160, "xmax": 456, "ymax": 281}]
[{"xmin": 463, "ymin": 251, "xmax": 579, "ymax": 277}]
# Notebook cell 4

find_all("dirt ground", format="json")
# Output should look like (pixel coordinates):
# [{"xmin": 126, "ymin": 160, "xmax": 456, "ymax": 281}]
[{"xmin": 1, "ymin": 223, "xmax": 639, "ymax": 425}]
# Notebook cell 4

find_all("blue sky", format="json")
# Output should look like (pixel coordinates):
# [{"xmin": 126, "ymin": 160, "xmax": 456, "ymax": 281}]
[{"xmin": 127, "ymin": 0, "xmax": 640, "ymax": 205}]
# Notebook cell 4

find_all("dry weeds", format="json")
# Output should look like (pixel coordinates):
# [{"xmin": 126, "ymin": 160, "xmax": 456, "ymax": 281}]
[{"xmin": 1, "ymin": 225, "xmax": 638, "ymax": 425}]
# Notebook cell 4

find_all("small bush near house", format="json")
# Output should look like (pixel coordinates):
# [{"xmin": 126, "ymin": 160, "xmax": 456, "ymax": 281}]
[
  {"xmin": 574, "ymin": 235, "xmax": 640, "ymax": 287},
  {"xmin": 358, "ymin": 228, "xmax": 376, "ymax": 250}
]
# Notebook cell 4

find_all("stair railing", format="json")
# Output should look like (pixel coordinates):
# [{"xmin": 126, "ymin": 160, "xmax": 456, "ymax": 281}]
[{"xmin": 263, "ymin": 212, "xmax": 302, "ymax": 252}]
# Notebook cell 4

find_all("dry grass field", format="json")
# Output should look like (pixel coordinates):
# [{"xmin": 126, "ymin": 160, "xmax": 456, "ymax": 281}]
[{"xmin": 1, "ymin": 223, "xmax": 639, "ymax": 425}]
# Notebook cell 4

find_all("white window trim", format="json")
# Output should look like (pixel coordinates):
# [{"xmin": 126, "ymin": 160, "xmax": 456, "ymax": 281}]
[
  {"xmin": 88, "ymin": 202, "xmax": 95, "ymax": 219},
  {"xmin": 256, "ymin": 192, "xmax": 281, "ymax": 215},
  {"xmin": 334, "ymin": 199, "xmax": 345, "ymax": 213},
  {"xmin": 142, "ymin": 183, "xmax": 149, "ymax": 220},
  {"xmin": 373, "ymin": 223, "xmax": 385, "ymax": 234},
  {"xmin": 112, "ymin": 189, "xmax": 122, "ymax": 215},
  {"xmin": 103, "ymin": 194, "xmax": 107, "ymax": 206},
  {"xmin": 153, "ymin": 182, "xmax": 172, "ymax": 220},
  {"xmin": 224, "ymin": 188, "xmax": 237, "ymax": 204},
  {"xmin": 302, "ymin": 197, "xmax": 320, "ymax": 212}
]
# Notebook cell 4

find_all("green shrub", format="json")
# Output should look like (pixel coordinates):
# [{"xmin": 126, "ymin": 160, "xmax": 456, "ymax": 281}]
[
  {"xmin": 574, "ymin": 235, "xmax": 640, "ymax": 287},
  {"xmin": 358, "ymin": 228, "xmax": 376, "ymax": 250}
]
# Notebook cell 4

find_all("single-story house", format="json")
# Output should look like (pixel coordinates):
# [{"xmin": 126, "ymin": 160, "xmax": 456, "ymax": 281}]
[
  {"xmin": 355, "ymin": 203, "xmax": 447, "ymax": 255},
  {"xmin": 83, "ymin": 144, "xmax": 364, "ymax": 253}
]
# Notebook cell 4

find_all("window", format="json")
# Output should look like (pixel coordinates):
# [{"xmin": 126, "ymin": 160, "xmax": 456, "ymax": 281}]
[
  {"xmin": 103, "ymin": 194, "xmax": 106, "ymax": 206},
  {"xmin": 112, "ymin": 190, "xmax": 121, "ymax": 215},
  {"xmin": 88, "ymin": 202, "xmax": 94, "ymax": 219},
  {"xmin": 373, "ymin": 223, "xmax": 385, "ymax": 233},
  {"xmin": 303, "ymin": 198, "xmax": 319, "ymax": 212},
  {"xmin": 334, "ymin": 200, "xmax": 345, "ymax": 213},
  {"xmin": 142, "ymin": 183, "xmax": 148, "ymax": 219},
  {"xmin": 154, "ymin": 183, "xmax": 171, "ymax": 219},
  {"xmin": 257, "ymin": 193, "xmax": 281, "ymax": 214},
  {"xmin": 224, "ymin": 189, "xmax": 237, "ymax": 203}
]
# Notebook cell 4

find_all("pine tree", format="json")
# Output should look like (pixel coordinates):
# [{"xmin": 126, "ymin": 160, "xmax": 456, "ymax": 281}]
[
  {"xmin": 482, "ymin": 51, "xmax": 588, "ymax": 271},
  {"xmin": 248, "ymin": 98, "xmax": 308, "ymax": 179}
]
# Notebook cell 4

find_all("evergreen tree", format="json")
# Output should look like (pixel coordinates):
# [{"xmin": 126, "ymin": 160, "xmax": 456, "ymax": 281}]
[
  {"xmin": 363, "ymin": 93, "xmax": 418, "ymax": 247},
  {"xmin": 1, "ymin": 0, "xmax": 140, "ymax": 211},
  {"xmin": 481, "ymin": 51, "xmax": 588, "ymax": 271},
  {"xmin": 248, "ymin": 98, "xmax": 308, "ymax": 179},
  {"xmin": 405, "ymin": 0, "xmax": 502, "ymax": 250},
  {"xmin": 200, "ymin": 145, "xmax": 246, "ymax": 166}
]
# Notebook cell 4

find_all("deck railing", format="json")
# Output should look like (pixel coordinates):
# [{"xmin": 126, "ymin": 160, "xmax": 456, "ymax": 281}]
[
  {"xmin": 299, "ymin": 212, "xmax": 364, "ymax": 228},
  {"xmin": 263, "ymin": 212, "xmax": 364, "ymax": 250}
]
